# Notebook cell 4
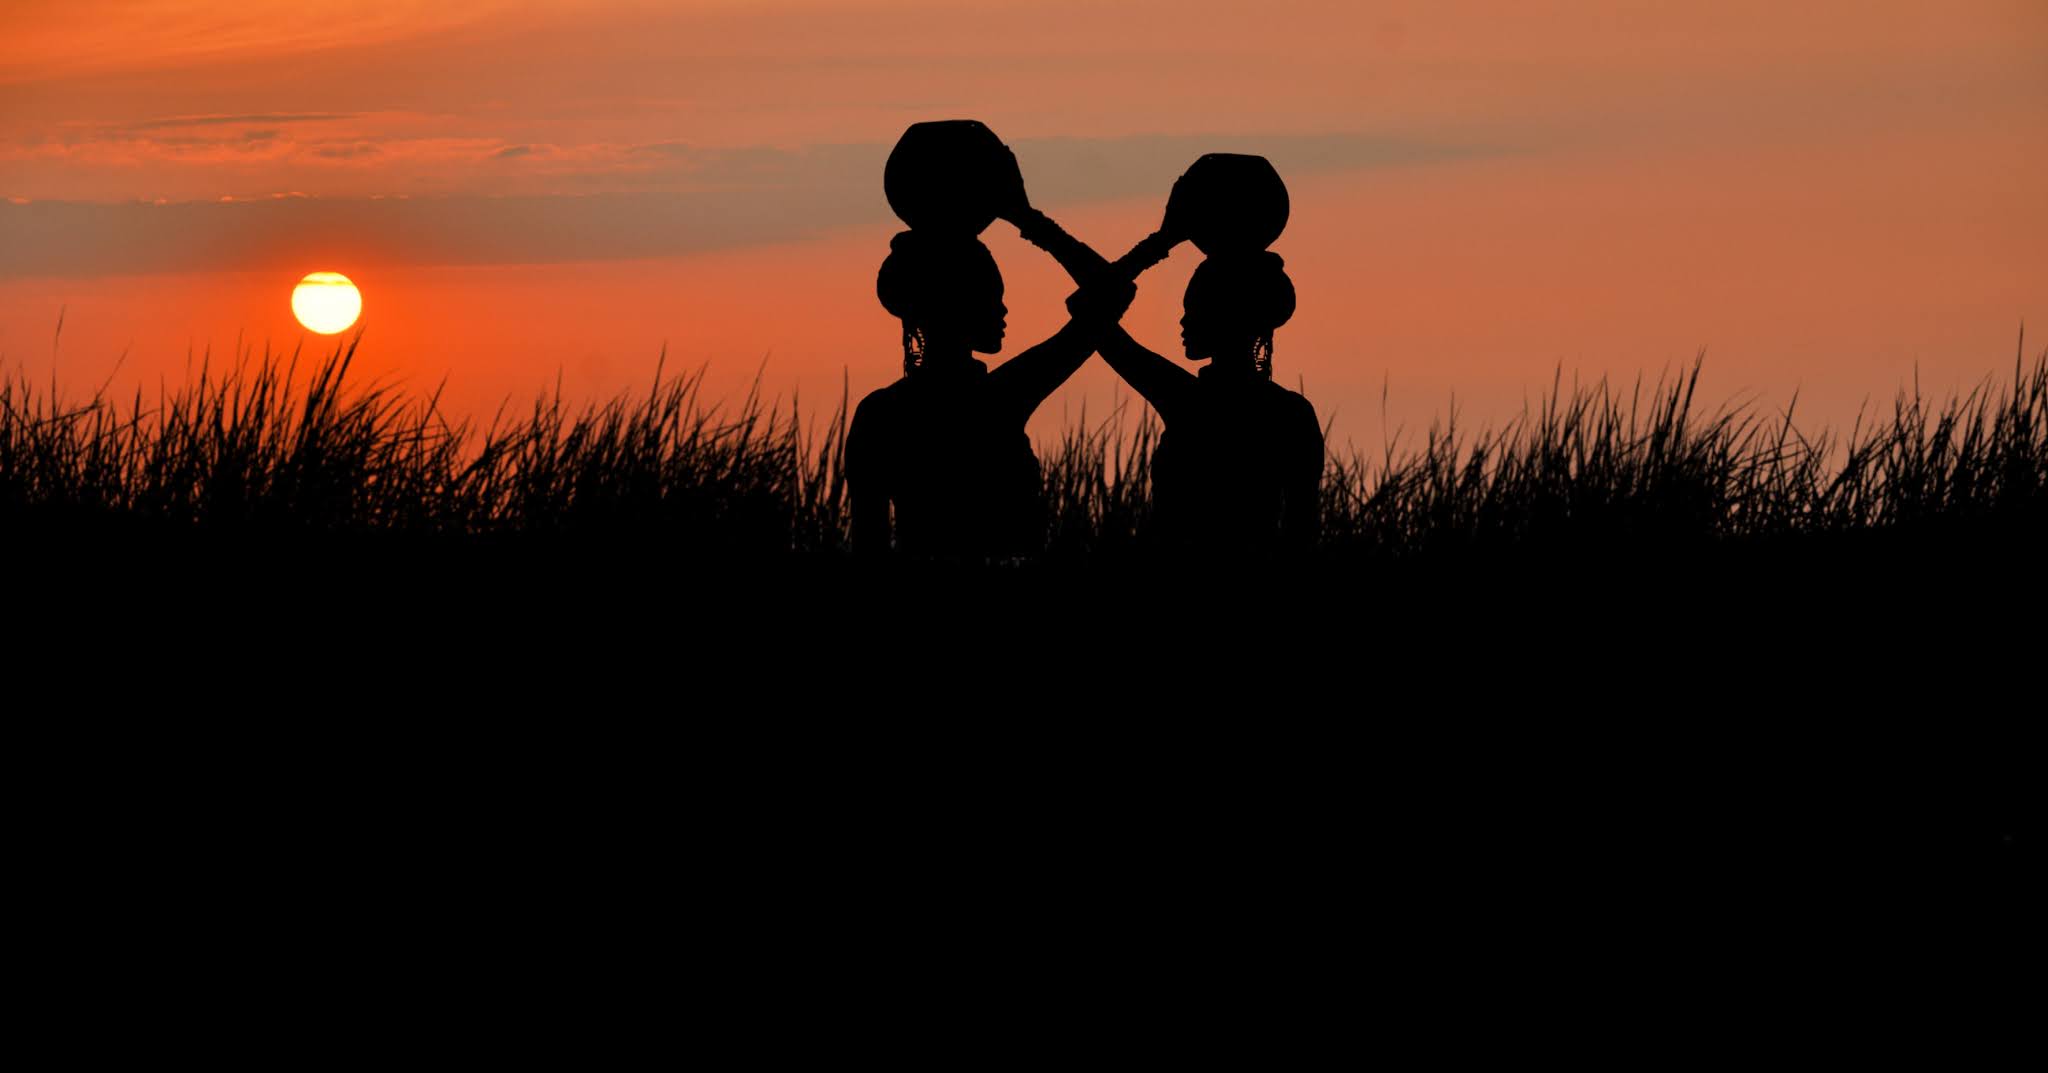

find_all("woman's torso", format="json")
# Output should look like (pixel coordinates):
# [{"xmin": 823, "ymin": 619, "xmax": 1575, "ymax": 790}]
[
  {"xmin": 853, "ymin": 361, "xmax": 1043, "ymax": 556},
  {"xmin": 1150, "ymin": 369, "xmax": 1319, "ymax": 550}
]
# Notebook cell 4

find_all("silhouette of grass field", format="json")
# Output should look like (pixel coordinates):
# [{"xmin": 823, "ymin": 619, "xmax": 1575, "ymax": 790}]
[
  {"xmin": 6, "ymin": 332, "xmax": 2034, "ymax": 864},
  {"xmin": 6, "ymin": 330, "xmax": 2042, "ymax": 565}
]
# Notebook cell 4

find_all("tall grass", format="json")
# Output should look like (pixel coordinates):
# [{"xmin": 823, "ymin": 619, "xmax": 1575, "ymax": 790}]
[
  {"xmin": 1323, "ymin": 343, "xmax": 2048, "ymax": 559},
  {"xmin": 2, "ymin": 334, "xmax": 847, "ymax": 554},
  {"xmin": 4, "ymin": 330, "xmax": 2044, "ymax": 560}
]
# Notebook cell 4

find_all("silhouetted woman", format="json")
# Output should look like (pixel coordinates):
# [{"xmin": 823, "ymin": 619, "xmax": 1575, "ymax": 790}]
[
  {"xmin": 1088, "ymin": 252, "xmax": 1323, "ymax": 553},
  {"xmin": 847, "ymin": 228, "xmax": 1133, "ymax": 557}
]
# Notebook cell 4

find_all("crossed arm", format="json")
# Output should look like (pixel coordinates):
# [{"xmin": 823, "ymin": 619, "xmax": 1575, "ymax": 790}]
[
  {"xmin": 984, "ymin": 297, "xmax": 1122, "ymax": 426},
  {"xmin": 1008, "ymin": 209, "xmax": 1197, "ymax": 423},
  {"xmin": 991, "ymin": 178, "xmax": 1195, "ymax": 423}
]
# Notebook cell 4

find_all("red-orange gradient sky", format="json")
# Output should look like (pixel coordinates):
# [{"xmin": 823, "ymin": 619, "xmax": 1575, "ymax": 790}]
[{"xmin": 3, "ymin": 0, "xmax": 2044, "ymax": 455}]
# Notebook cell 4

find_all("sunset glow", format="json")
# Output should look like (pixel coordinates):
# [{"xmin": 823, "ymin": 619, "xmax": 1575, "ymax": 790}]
[
  {"xmin": 1, "ymin": 1, "xmax": 2042, "ymax": 448},
  {"xmin": 0, "ymin": 0, "xmax": 2032, "ymax": 877}
]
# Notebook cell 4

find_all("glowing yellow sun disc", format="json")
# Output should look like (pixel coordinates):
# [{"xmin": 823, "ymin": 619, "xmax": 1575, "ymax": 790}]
[{"xmin": 292, "ymin": 271, "xmax": 362, "ymax": 334}]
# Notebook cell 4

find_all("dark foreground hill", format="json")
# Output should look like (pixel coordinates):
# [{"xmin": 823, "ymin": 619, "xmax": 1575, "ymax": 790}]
[{"xmin": 5, "ymin": 338, "xmax": 2037, "ymax": 917}]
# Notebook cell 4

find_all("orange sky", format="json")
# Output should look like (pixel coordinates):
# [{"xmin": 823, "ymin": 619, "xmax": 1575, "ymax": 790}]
[{"xmin": 4, "ymin": 0, "xmax": 2044, "ymax": 456}]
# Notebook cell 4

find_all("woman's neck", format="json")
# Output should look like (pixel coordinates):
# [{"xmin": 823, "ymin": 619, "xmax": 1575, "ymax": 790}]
[
  {"xmin": 918, "ymin": 340, "xmax": 975, "ymax": 371},
  {"xmin": 1206, "ymin": 348, "xmax": 1259, "ymax": 377}
]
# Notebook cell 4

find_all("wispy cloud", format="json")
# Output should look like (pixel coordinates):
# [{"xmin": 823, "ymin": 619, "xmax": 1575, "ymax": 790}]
[
  {"xmin": 0, "ymin": 2, "xmax": 508, "ymax": 84},
  {"xmin": 0, "ymin": 131, "xmax": 1494, "ymax": 278},
  {"xmin": 111, "ymin": 113, "xmax": 360, "ymax": 132}
]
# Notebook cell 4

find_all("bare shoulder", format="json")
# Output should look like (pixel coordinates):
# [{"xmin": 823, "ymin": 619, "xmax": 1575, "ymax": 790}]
[
  {"xmin": 855, "ymin": 378, "xmax": 906, "ymax": 410},
  {"xmin": 1265, "ymin": 381, "xmax": 1320, "ymax": 425},
  {"xmin": 851, "ymin": 379, "xmax": 908, "ymax": 427},
  {"xmin": 848, "ymin": 381, "xmax": 911, "ymax": 482}
]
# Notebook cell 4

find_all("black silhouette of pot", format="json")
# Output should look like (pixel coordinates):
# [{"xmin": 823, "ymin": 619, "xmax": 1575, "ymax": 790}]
[
  {"xmin": 1167, "ymin": 153, "xmax": 1289, "ymax": 256},
  {"xmin": 884, "ymin": 119, "xmax": 1023, "ymax": 237}
]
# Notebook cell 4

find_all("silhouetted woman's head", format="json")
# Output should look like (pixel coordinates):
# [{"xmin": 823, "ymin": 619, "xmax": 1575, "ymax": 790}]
[
  {"xmin": 877, "ymin": 230, "xmax": 1007, "ymax": 374},
  {"xmin": 1179, "ymin": 251, "xmax": 1295, "ymax": 377}
]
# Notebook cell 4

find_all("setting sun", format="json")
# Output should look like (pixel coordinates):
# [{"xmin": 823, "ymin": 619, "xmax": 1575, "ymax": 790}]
[{"xmin": 291, "ymin": 272, "xmax": 362, "ymax": 335}]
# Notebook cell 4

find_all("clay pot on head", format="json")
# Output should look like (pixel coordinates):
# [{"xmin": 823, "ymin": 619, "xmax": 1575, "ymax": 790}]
[
  {"xmin": 1167, "ymin": 153, "xmax": 1290, "ymax": 256},
  {"xmin": 884, "ymin": 119, "xmax": 1023, "ymax": 237}
]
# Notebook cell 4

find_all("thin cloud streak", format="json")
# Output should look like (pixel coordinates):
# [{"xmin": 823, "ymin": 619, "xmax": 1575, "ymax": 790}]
[
  {"xmin": 0, "ymin": 131, "xmax": 1496, "ymax": 278},
  {"xmin": 111, "ymin": 113, "xmax": 361, "ymax": 131}
]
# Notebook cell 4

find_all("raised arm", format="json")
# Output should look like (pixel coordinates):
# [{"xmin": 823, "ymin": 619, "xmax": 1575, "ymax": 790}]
[
  {"xmin": 985, "ymin": 151, "xmax": 1189, "ymax": 421},
  {"xmin": 1010, "ymin": 207, "xmax": 1183, "ymax": 288},
  {"xmin": 1009, "ymin": 206, "xmax": 1111, "ymax": 285},
  {"xmin": 985, "ymin": 278, "xmax": 1136, "ymax": 423},
  {"xmin": 995, "ymin": 148, "xmax": 1183, "ymax": 288},
  {"xmin": 1096, "ymin": 323, "xmax": 1196, "ymax": 422}
]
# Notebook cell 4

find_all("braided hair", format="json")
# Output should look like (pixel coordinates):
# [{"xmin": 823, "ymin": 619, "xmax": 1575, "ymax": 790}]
[
  {"xmin": 1185, "ymin": 251, "xmax": 1295, "ymax": 378},
  {"xmin": 877, "ymin": 229, "xmax": 1002, "ymax": 376}
]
